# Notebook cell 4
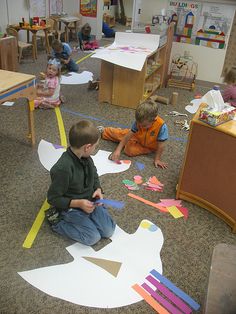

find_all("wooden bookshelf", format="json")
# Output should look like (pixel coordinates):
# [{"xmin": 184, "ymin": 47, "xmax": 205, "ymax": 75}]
[{"xmin": 99, "ymin": 23, "xmax": 174, "ymax": 109}]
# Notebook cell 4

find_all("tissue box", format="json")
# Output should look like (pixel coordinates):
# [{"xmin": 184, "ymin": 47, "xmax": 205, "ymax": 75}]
[{"xmin": 199, "ymin": 103, "xmax": 236, "ymax": 126}]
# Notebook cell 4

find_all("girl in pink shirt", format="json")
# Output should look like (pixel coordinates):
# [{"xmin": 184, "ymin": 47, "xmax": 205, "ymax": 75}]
[
  {"xmin": 222, "ymin": 66, "xmax": 236, "ymax": 107},
  {"xmin": 34, "ymin": 58, "xmax": 61, "ymax": 109}
]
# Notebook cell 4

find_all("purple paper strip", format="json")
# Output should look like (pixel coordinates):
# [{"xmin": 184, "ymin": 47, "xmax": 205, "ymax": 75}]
[
  {"xmin": 146, "ymin": 275, "xmax": 192, "ymax": 314},
  {"xmin": 52, "ymin": 144, "xmax": 64, "ymax": 149},
  {"xmin": 142, "ymin": 283, "xmax": 182, "ymax": 314}
]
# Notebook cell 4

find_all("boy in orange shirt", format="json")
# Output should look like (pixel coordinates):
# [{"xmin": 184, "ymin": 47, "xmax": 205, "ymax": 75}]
[{"xmin": 99, "ymin": 101, "xmax": 168, "ymax": 169}]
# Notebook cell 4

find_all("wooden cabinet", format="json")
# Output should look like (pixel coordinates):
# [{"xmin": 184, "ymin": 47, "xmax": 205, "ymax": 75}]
[
  {"xmin": 0, "ymin": 36, "xmax": 18, "ymax": 71},
  {"xmin": 99, "ymin": 23, "xmax": 174, "ymax": 109},
  {"xmin": 176, "ymin": 108, "xmax": 236, "ymax": 232}
]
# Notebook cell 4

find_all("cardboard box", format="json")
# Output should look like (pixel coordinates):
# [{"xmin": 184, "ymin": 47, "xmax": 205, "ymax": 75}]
[{"xmin": 199, "ymin": 103, "xmax": 236, "ymax": 126}]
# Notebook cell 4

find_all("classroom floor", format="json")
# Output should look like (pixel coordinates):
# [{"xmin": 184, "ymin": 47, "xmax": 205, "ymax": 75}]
[{"xmin": 0, "ymin": 32, "xmax": 236, "ymax": 314}]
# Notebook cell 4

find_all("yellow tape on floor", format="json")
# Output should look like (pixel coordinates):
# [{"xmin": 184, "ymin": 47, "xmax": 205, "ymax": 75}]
[
  {"xmin": 23, "ymin": 107, "xmax": 67, "ymax": 248},
  {"xmin": 76, "ymin": 52, "xmax": 94, "ymax": 64},
  {"xmin": 22, "ymin": 200, "xmax": 50, "ymax": 248}
]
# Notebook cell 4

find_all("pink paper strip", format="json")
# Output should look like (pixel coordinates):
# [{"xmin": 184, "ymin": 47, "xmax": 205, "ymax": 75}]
[
  {"xmin": 142, "ymin": 283, "xmax": 182, "ymax": 314},
  {"xmin": 146, "ymin": 275, "xmax": 192, "ymax": 314},
  {"xmin": 177, "ymin": 206, "xmax": 189, "ymax": 220}
]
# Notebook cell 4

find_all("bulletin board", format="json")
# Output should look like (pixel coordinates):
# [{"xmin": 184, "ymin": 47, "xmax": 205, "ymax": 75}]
[
  {"xmin": 80, "ymin": 0, "xmax": 97, "ymax": 17},
  {"xmin": 167, "ymin": 1, "xmax": 235, "ymax": 49},
  {"xmin": 49, "ymin": 0, "xmax": 63, "ymax": 15},
  {"xmin": 29, "ymin": 0, "xmax": 46, "ymax": 18}
]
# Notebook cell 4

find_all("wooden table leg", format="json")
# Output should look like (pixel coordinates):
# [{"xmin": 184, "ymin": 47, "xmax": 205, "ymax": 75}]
[
  {"xmin": 64, "ymin": 23, "xmax": 69, "ymax": 42},
  {"xmin": 27, "ymin": 99, "xmax": 35, "ymax": 146},
  {"xmin": 44, "ymin": 29, "xmax": 50, "ymax": 54},
  {"xmin": 31, "ymin": 31, "xmax": 37, "ymax": 59}
]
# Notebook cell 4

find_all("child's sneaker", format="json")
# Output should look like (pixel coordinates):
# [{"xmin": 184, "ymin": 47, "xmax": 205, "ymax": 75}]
[
  {"xmin": 97, "ymin": 126, "xmax": 104, "ymax": 134},
  {"xmin": 45, "ymin": 207, "xmax": 61, "ymax": 226}
]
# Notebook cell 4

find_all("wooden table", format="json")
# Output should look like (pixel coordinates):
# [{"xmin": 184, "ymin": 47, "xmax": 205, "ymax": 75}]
[
  {"xmin": 13, "ymin": 25, "xmax": 50, "ymax": 58},
  {"xmin": 176, "ymin": 107, "xmax": 236, "ymax": 232},
  {"xmin": 203, "ymin": 243, "xmax": 236, "ymax": 313},
  {"xmin": 0, "ymin": 36, "xmax": 18, "ymax": 71},
  {"xmin": 50, "ymin": 15, "xmax": 80, "ymax": 42},
  {"xmin": 0, "ymin": 70, "xmax": 36, "ymax": 145}
]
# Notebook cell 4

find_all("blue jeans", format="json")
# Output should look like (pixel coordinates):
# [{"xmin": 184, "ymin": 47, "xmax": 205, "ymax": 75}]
[
  {"xmin": 66, "ymin": 59, "xmax": 79, "ymax": 72},
  {"xmin": 52, "ymin": 206, "xmax": 116, "ymax": 246}
]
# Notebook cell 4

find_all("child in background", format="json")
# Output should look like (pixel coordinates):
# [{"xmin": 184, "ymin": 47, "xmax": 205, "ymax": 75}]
[
  {"xmin": 51, "ymin": 39, "xmax": 79, "ymax": 72},
  {"xmin": 78, "ymin": 23, "xmax": 99, "ymax": 50},
  {"xmin": 102, "ymin": 22, "xmax": 115, "ymax": 38},
  {"xmin": 47, "ymin": 120, "xmax": 116, "ymax": 245},
  {"xmin": 99, "ymin": 100, "xmax": 168, "ymax": 169},
  {"xmin": 222, "ymin": 65, "xmax": 236, "ymax": 107},
  {"xmin": 34, "ymin": 58, "xmax": 61, "ymax": 109}
]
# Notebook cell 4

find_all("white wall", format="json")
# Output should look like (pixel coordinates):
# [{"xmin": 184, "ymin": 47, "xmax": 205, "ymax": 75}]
[{"xmin": 131, "ymin": 0, "xmax": 236, "ymax": 83}]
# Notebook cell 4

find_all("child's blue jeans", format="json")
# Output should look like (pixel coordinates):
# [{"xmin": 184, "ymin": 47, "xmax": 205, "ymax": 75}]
[
  {"xmin": 66, "ymin": 59, "xmax": 79, "ymax": 72},
  {"xmin": 52, "ymin": 206, "xmax": 116, "ymax": 246}
]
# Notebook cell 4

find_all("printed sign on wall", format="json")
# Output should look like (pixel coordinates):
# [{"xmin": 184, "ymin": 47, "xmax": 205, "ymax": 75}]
[{"xmin": 80, "ymin": 0, "xmax": 97, "ymax": 17}]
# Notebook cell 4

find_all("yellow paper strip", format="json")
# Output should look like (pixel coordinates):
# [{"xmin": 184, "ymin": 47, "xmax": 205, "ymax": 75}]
[{"xmin": 167, "ymin": 206, "xmax": 184, "ymax": 219}]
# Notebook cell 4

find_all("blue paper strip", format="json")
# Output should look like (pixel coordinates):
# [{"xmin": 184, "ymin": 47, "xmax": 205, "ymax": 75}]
[
  {"xmin": 135, "ymin": 161, "xmax": 145, "ymax": 170},
  {"xmin": 150, "ymin": 269, "xmax": 200, "ymax": 311},
  {"xmin": 94, "ymin": 198, "xmax": 125, "ymax": 209}
]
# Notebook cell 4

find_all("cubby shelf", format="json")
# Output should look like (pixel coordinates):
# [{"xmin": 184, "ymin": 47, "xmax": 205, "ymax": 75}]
[{"xmin": 99, "ymin": 23, "xmax": 174, "ymax": 109}]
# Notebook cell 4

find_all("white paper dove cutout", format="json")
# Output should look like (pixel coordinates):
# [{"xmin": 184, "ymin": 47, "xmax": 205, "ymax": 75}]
[
  {"xmin": 37, "ymin": 140, "xmax": 131, "ymax": 175},
  {"xmin": 18, "ymin": 220, "xmax": 163, "ymax": 308},
  {"xmin": 61, "ymin": 71, "xmax": 93, "ymax": 85},
  {"xmin": 185, "ymin": 98, "xmax": 202, "ymax": 114}
]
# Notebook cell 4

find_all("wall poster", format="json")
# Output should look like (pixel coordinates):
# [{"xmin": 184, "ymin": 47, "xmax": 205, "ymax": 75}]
[
  {"xmin": 80, "ymin": 0, "xmax": 97, "ymax": 17},
  {"xmin": 29, "ymin": 0, "xmax": 46, "ymax": 17},
  {"xmin": 168, "ymin": 1, "xmax": 236, "ymax": 49},
  {"xmin": 49, "ymin": 0, "xmax": 63, "ymax": 15}
]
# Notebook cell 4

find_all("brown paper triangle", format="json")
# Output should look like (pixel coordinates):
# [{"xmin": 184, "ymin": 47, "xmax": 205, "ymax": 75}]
[{"xmin": 82, "ymin": 256, "xmax": 122, "ymax": 277}]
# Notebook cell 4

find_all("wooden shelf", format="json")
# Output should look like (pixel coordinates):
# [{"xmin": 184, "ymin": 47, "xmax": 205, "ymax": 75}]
[{"xmin": 99, "ymin": 23, "xmax": 174, "ymax": 109}]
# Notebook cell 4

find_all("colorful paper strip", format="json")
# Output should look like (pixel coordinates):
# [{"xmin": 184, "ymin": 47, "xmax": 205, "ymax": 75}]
[
  {"xmin": 150, "ymin": 269, "xmax": 200, "ymax": 311},
  {"xmin": 146, "ymin": 275, "xmax": 192, "ymax": 314},
  {"xmin": 132, "ymin": 284, "xmax": 170, "ymax": 314}
]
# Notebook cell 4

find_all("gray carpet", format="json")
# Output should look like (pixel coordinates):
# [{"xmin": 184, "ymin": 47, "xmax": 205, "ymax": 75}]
[{"xmin": 0, "ymin": 35, "xmax": 236, "ymax": 314}]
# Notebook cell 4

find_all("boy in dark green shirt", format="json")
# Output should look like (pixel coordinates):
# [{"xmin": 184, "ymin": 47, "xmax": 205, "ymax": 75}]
[{"xmin": 47, "ymin": 120, "xmax": 116, "ymax": 245}]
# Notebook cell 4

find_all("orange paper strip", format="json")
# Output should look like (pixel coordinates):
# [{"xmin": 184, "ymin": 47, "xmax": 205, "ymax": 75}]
[
  {"xmin": 128, "ymin": 193, "xmax": 166, "ymax": 212},
  {"xmin": 132, "ymin": 284, "xmax": 170, "ymax": 314}
]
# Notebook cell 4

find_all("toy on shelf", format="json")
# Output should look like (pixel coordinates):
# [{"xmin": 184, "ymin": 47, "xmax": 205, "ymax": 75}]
[{"xmin": 167, "ymin": 51, "xmax": 198, "ymax": 91}]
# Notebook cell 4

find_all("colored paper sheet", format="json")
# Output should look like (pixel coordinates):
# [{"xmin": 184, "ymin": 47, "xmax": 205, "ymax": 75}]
[
  {"xmin": 82, "ymin": 257, "xmax": 122, "ymax": 277},
  {"xmin": 94, "ymin": 198, "xmax": 125, "ymax": 210},
  {"xmin": 128, "ymin": 193, "xmax": 166, "ymax": 212},
  {"xmin": 150, "ymin": 269, "xmax": 200, "ymax": 311},
  {"xmin": 18, "ymin": 220, "xmax": 164, "ymax": 308},
  {"xmin": 159, "ymin": 199, "xmax": 182, "ymax": 207},
  {"xmin": 142, "ymin": 282, "xmax": 182, "ymax": 314},
  {"xmin": 92, "ymin": 32, "xmax": 160, "ymax": 71},
  {"xmin": 132, "ymin": 284, "xmax": 170, "ymax": 314},
  {"xmin": 146, "ymin": 275, "xmax": 192, "ymax": 314},
  {"xmin": 177, "ymin": 206, "xmax": 189, "ymax": 220},
  {"xmin": 135, "ymin": 162, "xmax": 145, "ymax": 170},
  {"xmin": 167, "ymin": 206, "xmax": 184, "ymax": 219}
]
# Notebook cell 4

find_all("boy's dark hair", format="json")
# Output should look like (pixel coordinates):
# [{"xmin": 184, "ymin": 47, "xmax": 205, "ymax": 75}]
[
  {"xmin": 135, "ymin": 100, "xmax": 158, "ymax": 123},
  {"xmin": 224, "ymin": 65, "xmax": 236, "ymax": 85},
  {"xmin": 69, "ymin": 120, "xmax": 100, "ymax": 148},
  {"xmin": 51, "ymin": 39, "xmax": 63, "ymax": 51}
]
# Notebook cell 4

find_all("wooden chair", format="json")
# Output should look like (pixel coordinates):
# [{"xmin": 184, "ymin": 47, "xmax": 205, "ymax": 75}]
[
  {"xmin": 6, "ymin": 27, "xmax": 35, "ymax": 62},
  {"xmin": 67, "ymin": 13, "xmax": 81, "ymax": 41},
  {"xmin": 36, "ymin": 18, "xmax": 55, "ymax": 48},
  {"xmin": 52, "ymin": 18, "xmax": 65, "ymax": 41}
]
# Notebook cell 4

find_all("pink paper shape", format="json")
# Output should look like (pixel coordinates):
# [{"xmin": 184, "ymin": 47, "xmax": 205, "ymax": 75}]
[
  {"xmin": 159, "ymin": 199, "xmax": 182, "ymax": 207},
  {"xmin": 177, "ymin": 206, "xmax": 189, "ymax": 220}
]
